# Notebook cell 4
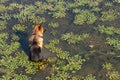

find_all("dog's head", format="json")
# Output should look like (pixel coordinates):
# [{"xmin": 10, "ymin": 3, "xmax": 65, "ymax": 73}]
[{"xmin": 32, "ymin": 24, "xmax": 46, "ymax": 35}]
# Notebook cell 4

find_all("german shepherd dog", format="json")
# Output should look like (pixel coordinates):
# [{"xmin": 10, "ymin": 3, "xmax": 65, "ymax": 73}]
[{"xmin": 29, "ymin": 24, "xmax": 46, "ymax": 62}]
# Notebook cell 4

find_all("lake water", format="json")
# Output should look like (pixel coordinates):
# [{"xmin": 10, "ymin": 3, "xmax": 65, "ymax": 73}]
[{"xmin": 0, "ymin": 0, "xmax": 120, "ymax": 80}]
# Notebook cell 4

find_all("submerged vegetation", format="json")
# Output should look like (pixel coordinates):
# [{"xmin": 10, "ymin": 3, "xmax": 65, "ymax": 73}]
[{"xmin": 0, "ymin": 0, "xmax": 120, "ymax": 80}]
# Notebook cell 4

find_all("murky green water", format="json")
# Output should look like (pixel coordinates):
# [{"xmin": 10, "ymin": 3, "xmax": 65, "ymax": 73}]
[{"xmin": 0, "ymin": 0, "xmax": 120, "ymax": 80}]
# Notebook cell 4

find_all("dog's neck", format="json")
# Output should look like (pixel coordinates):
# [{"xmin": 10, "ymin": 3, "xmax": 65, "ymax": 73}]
[{"xmin": 32, "ymin": 33, "xmax": 43, "ymax": 38}]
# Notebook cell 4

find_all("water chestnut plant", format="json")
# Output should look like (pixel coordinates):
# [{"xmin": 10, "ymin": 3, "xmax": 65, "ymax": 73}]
[
  {"xmin": 103, "ymin": 62, "xmax": 120, "ymax": 80},
  {"xmin": 95, "ymin": 25, "xmax": 120, "ymax": 35},
  {"xmin": 61, "ymin": 32, "xmax": 89, "ymax": 44},
  {"xmin": 106, "ymin": 37, "xmax": 120, "ymax": 50},
  {"xmin": 48, "ymin": 22, "xmax": 59, "ymax": 28},
  {"xmin": 84, "ymin": 74, "xmax": 96, "ymax": 80},
  {"xmin": 45, "ymin": 39, "xmax": 85, "ymax": 79},
  {"xmin": 0, "ymin": 20, "xmax": 7, "ymax": 31},
  {"xmin": 74, "ymin": 10, "xmax": 97, "ymax": 25},
  {"xmin": 12, "ymin": 24, "xmax": 26, "ymax": 32},
  {"xmin": 100, "ymin": 9, "xmax": 117, "ymax": 21},
  {"xmin": 107, "ymin": 71, "xmax": 120, "ymax": 80},
  {"xmin": 103, "ymin": 62, "xmax": 112, "ymax": 70}
]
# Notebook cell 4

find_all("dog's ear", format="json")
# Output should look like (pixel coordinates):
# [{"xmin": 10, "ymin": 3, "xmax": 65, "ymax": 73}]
[
  {"xmin": 38, "ymin": 25, "xmax": 42, "ymax": 30},
  {"xmin": 34, "ymin": 24, "xmax": 37, "ymax": 29}
]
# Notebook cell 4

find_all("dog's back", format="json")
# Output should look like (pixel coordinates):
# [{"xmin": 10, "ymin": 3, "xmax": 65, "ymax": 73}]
[{"xmin": 29, "ymin": 40, "xmax": 42, "ymax": 61}]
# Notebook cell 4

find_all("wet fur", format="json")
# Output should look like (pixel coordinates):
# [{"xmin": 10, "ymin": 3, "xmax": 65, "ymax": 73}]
[{"xmin": 29, "ymin": 24, "xmax": 46, "ymax": 62}]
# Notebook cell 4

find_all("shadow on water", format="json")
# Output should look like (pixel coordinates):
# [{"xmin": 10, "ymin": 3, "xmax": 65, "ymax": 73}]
[{"xmin": 15, "ymin": 31, "xmax": 29, "ymax": 56}]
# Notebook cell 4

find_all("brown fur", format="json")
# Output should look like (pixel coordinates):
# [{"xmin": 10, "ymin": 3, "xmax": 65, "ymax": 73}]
[{"xmin": 28, "ymin": 24, "xmax": 46, "ymax": 62}]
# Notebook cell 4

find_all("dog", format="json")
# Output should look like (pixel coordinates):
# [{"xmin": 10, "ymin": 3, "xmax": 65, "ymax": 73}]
[{"xmin": 28, "ymin": 24, "xmax": 46, "ymax": 62}]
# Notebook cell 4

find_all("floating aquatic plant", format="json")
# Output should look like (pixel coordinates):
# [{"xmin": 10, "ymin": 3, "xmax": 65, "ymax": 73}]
[
  {"xmin": 0, "ymin": 4, "xmax": 6, "ymax": 12},
  {"xmin": 0, "ymin": 13, "xmax": 11, "ymax": 20},
  {"xmin": 0, "ymin": 33, "xmax": 8, "ymax": 41},
  {"xmin": 46, "ymin": 71, "xmax": 70, "ymax": 80},
  {"xmin": 61, "ymin": 32, "xmax": 89, "ymax": 44},
  {"xmin": 65, "ymin": 55, "xmax": 85, "ymax": 71},
  {"xmin": 4, "ymin": 42, "xmax": 20, "ymax": 55},
  {"xmin": 48, "ymin": 22, "xmax": 59, "ymax": 28},
  {"xmin": 84, "ymin": 74, "xmax": 96, "ymax": 80},
  {"xmin": 13, "ymin": 3, "xmax": 46, "ymax": 24},
  {"xmin": 0, "ymin": 55, "xmax": 19, "ymax": 80},
  {"xmin": 102, "ymin": 62, "xmax": 120, "ymax": 80},
  {"xmin": 107, "ymin": 71, "xmax": 120, "ymax": 80},
  {"xmin": 13, "ymin": 5, "xmax": 36, "ymax": 23},
  {"xmin": 52, "ymin": 11, "xmax": 66, "ymax": 18},
  {"xmin": 114, "ymin": 0, "xmax": 120, "ymax": 3},
  {"xmin": 0, "ymin": 0, "xmax": 8, "ymax": 4},
  {"xmin": 106, "ymin": 37, "xmax": 120, "ymax": 50},
  {"xmin": 7, "ymin": 3, "xmax": 23, "ymax": 11},
  {"xmin": 45, "ymin": 39, "xmax": 85, "ymax": 79},
  {"xmin": 67, "ymin": 2, "xmax": 76, "ymax": 8},
  {"xmin": 13, "ymin": 74, "xmax": 31, "ymax": 80},
  {"xmin": 91, "ymin": 7, "xmax": 101, "ymax": 12},
  {"xmin": 12, "ymin": 24, "xmax": 26, "ymax": 32},
  {"xmin": 0, "ymin": 33, "xmax": 8, "ymax": 48},
  {"xmin": 105, "ymin": 2, "xmax": 113, "ymax": 6},
  {"xmin": 0, "ymin": 33, "xmax": 36, "ymax": 79},
  {"xmin": 95, "ymin": 25, "xmax": 120, "ymax": 35},
  {"xmin": 0, "ymin": 69, "xmax": 15, "ymax": 80},
  {"xmin": 45, "ymin": 39, "xmax": 70, "ymax": 59},
  {"xmin": 32, "ymin": 16, "xmax": 46, "ymax": 24},
  {"xmin": 100, "ymin": 9, "xmax": 117, "ymax": 21},
  {"xmin": 47, "ymin": 1, "xmax": 66, "ymax": 18},
  {"xmin": 11, "ymin": 34, "xmax": 20, "ymax": 41},
  {"xmin": 73, "ymin": 8, "xmax": 81, "ymax": 14},
  {"xmin": 103, "ymin": 62, "xmax": 112, "ymax": 70},
  {"xmin": 74, "ymin": 10, "xmax": 97, "ymax": 25},
  {"xmin": 15, "ymin": 51, "xmax": 37, "ymax": 74},
  {"xmin": 34, "ymin": 1, "xmax": 48, "ymax": 14},
  {"xmin": 0, "ymin": 56, "xmax": 19, "ymax": 70},
  {"xmin": 95, "ymin": 25, "xmax": 120, "ymax": 50},
  {"xmin": 0, "ymin": 20, "xmax": 7, "ymax": 31}
]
